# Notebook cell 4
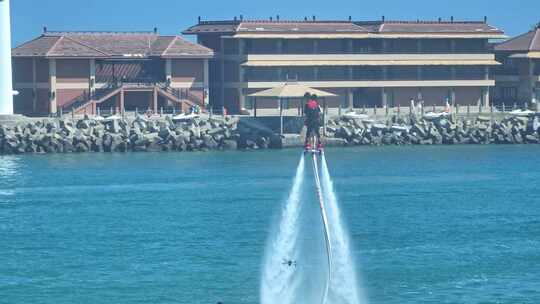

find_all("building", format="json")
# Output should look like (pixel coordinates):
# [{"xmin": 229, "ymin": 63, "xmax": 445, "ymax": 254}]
[
  {"xmin": 184, "ymin": 17, "xmax": 505, "ymax": 114},
  {"xmin": 11, "ymin": 30, "xmax": 214, "ymax": 116},
  {"xmin": 493, "ymin": 24, "xmax": 540, "ymax": 106}
]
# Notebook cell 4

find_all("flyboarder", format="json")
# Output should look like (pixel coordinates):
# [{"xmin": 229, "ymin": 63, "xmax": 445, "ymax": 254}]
[{"xmin": 304, "ymin": 93, "xmax": 323, "ymax": 152}]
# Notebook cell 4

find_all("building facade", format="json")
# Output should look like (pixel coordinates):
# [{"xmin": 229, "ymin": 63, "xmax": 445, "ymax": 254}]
[
  {"xmin": 11, "ymin": 30, "xmax": 213, "ymax": 116},
  {"xmin": 184, "ymin": 18, "xmax": 505, "ymax": 114},
  {"xmin": 493, "ymin": 24, "xmax": 540, "ymax": 106}
]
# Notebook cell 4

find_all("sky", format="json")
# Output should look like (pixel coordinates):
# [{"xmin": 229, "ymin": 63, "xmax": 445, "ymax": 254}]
[{"xmin": 9, "ymin": 0, "xmax": 540, "ymax": 46}]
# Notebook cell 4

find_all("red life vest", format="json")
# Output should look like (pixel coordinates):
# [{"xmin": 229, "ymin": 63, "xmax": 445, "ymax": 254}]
[{"xmin": 306, "ymin": 99, "xmax": 318, "ymax": 110}]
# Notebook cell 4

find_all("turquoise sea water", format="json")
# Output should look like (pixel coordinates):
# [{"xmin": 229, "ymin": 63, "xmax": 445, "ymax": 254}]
[{"xmin": 1, "ymin": 146, "xmax": 540, "ymax": 304}]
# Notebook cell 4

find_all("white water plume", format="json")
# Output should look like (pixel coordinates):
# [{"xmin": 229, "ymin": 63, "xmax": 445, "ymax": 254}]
[
  {"xmin": 321, "ymin": 154, "xmax": 367, "ymax": 304},
  {"xmin": 260, "ymin": 155, "xmax": 305, "ymax": 304},
  {"xmin": 261, "ymin": 154, "xmax": 366, "ymax": 304}
]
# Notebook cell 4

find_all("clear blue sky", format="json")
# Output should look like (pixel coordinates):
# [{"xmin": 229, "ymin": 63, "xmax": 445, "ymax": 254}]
[{"xmin": 10, "ymin": 0, "xmax": 540, "ymax": 46}]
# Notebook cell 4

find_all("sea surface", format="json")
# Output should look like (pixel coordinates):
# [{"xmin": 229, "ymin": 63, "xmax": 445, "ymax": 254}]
[{"xmin": 1, "ymin": 146, "xmax": 539, "ymax": 304}]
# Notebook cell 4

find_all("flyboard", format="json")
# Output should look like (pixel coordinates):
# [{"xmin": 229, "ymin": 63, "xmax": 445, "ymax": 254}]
[{"xmin": 304, "ymin": 136, "xmax": 332, "ymax": 304}]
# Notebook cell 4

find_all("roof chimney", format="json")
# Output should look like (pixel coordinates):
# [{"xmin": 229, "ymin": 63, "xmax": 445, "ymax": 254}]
[
  {"xmin": 348, "ymin": 16, "xmax": 352, "ymax": 21},
  {"xmin": 198, "ymin": 16, "xmax": 201, "ymax": 23},
  {"xmin": 483, "ymin": 16, "xmax": 488, "ymax": 23},
  {"xmin": 450, "ymin": 16, "xmax": 454, "ymax": 23},
  {"xmin": 312, "ymin": 15, "xmax": 316, "ymax": 21},
  {"xmin": 382, "ymin": 15, "xmax": 385, "ymax": 22},
  {"xmin": 269, "ymin": 16, "xmax": 273, "ymax": 21},
  {"xmin": 438, "ymin": 17, "xmax": 442, "ymax": 23},
  {"xmin": 276, "ymin": 15, "xmax": 280, "ymax": 21},
  {"xmin": 153, "ymin": 27, "xmax": 158, "ymax": 34},
  {"xmin": 304, "ymin": 16, "xmax": 308, "ymax": 21},
  {"xmin": 43, "ymin": 26, "xmax": 47, "ymax": 33}
]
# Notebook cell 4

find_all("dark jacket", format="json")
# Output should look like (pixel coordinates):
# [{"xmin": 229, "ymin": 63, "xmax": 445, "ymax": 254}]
[{"xmin": 304, "ymin": 99, "xmax": 321, "ymax": 126}]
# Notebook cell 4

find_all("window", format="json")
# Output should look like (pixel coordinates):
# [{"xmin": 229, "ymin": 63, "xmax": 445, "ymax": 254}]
[
  {"xmin": 504, "ymin": 57, "xmax": 514, "ymax": 67},
  {"xmin": 283, "ymin": 39, "xmax": 315, "ymax": 54},
  {"xmin": 245, "ymin": 67, "xmax": 279, "ymax": 81},
  {"xmin": 318, "ymin": 67, "xmax": 348, "ymax": 80},
  {"xmin": 502, "ymin": 87, "xmax": 517, "ymax": 100},
  {"xmin": 352, "ymin": 39, "xmax": 382, "ymax": 54},
  {"xmin": 386, "ymin": 39, "xmax": 418, "ymax": 53},
  {"xmin": 353, "ymin": 67, "xmax": 382, "ymax": 80},
  {"xmin": 281, "ymin": 67, "xmax": 315, "ymax": 81},
  {"xmin": 422, "ymin": 67, "xmax": 452, "ymax": 80},
  {"xmin": 454, "ymin": 39, "xmax": 486, "ymax": 53},
  {"xmin": 317, "ymin": 39, "xmax": 347, "ymax": 54},
  {"xmin": 421, "ymin": 39, "xmax": 451, "ymax": 53},
  {"xmin": 454, "ymin": 66, "xmax": 485, "ymax": 80},
  {"xmin": 245, "ymin": 39, "xmax": 279, "ymax": 54},
  {"xmin": 387, "ymin": 66, "xmax": 418, "ymax": 80}
]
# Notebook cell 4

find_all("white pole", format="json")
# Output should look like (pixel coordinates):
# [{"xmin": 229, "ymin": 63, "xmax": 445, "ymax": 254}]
[{"xmin": 0, "ymin": 0, "xmax": 14, "ymax": 115}]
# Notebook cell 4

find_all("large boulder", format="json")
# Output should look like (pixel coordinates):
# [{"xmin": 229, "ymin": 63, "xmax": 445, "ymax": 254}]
[
  {"xmin": 202, "ymin": 134, "xmax": 218, "ymax": 149},
  {"xmin": 222, "ymin": 139, "xmax": 238, "ymax": 150}
]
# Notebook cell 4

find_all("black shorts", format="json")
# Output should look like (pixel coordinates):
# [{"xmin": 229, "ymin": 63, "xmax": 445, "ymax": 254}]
[{"xmin": 306, "ymin": 123, "xmax": 321, "ymax": 137}]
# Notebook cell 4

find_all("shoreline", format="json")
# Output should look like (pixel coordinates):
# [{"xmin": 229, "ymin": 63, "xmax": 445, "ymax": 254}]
[{"xmin": 0, "ymin": 112, "xmax": 539, "ymax": 155}]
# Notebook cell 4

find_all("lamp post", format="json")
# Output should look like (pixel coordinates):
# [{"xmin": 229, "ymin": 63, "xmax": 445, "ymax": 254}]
[{"xmin": 0, "ymin": 0, "xmax": 14, "ymax": 115}]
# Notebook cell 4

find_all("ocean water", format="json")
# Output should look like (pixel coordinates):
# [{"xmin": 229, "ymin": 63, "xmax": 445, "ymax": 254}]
[{"xmin": 1, "ymin": 145, "xmax": 540, "ymax": 304}]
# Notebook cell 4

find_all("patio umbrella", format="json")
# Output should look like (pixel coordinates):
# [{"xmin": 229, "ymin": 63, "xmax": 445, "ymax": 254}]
[
  {"xmin": 248, "ymin": 83, "xmax": 336, "ymax": 135},
  {"xmin": 249, "ymin": 83, "xmax": 337, "ymax": 98}
]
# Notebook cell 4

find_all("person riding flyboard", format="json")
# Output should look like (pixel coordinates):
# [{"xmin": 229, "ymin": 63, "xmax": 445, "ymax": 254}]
[{"xmin": 304, "ymin": 94, "xmax": 323, "ymax": 153}]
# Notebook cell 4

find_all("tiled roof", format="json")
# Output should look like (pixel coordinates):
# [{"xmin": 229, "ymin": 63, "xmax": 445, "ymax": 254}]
[
  {"xmin": 376, "ymin": 21, "xmax": 503, "ymax": 34},
  {"xmin": 11, "ymin": 36, "xmax": 61, "ymax": 57},
  {"xmin": 46, "ymin": 36, "xmax": 109, "ymax": 57},
  {"xmin": 12, "ymin": 31, "xmax": 214, "ymax": 58},
  {"xmin": 237, "ymin": 21, "xmax": 370, "ymax": 33},
  {"xmin": 162, "ymin": 36, "xmax": 215, "ymax": 57},
  {"xmin": 184, "ymin": 19, "xmax": 505, "ymax": 36},
  {"xmin": 149, "ymin": 36, "xmax": 176, "ymax": 56},
  {"xmin": 183, "ymin": 21, "xmax": 240, "ymax": 34},
  {"xmin": 495, "ymin": 27, "xmax": 540, "ymax": 52}
]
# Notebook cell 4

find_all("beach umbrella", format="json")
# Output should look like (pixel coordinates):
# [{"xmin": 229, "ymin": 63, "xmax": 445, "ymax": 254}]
[{"xmin": 248, "ymin": 83, "xmax": 336, "ymax": 135}]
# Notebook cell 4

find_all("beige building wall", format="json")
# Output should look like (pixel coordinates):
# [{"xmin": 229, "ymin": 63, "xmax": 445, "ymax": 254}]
[
  {"xmin": 56, "ymin": 59, "xmax": 90, "ymax": 83},
  {"xmin": 57, "ymin": 89, "xmax": 86, "ymax": 107}
]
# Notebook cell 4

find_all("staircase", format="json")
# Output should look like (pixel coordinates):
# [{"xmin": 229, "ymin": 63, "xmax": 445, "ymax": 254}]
[
  {"xmin": 60, "ymin": 85, "xmax": 122, "ymax": 114},
  {"xmin": 59, "ymin": 82, "xmax": 205, "ymax": 114},
  {"xmin": 156, "ymin": 83, "xmax": 205, "ymax": 109}
]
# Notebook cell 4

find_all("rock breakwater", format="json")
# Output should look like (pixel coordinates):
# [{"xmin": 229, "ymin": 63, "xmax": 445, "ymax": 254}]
[
  {"xmin": 1, "ymin": 113, "xmax": 539, "ymax": 155},
  {"xmin": 0, "ymin": 115, "xmax": 244, "ymax": 154},
  {"xmin": 327, "ymin": 114, "xmax": 540, "ymax": 146}
]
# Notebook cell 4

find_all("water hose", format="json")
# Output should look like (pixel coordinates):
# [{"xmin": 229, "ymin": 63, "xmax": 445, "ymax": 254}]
[{"xmin": 312, "ymin": 152, "xmax": 332, "ymax": 304}]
